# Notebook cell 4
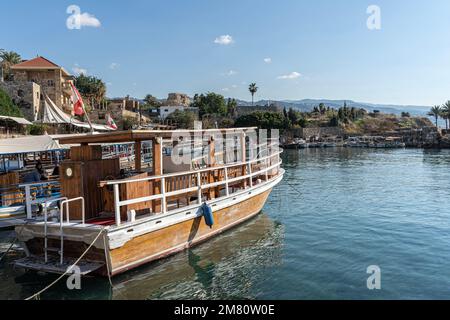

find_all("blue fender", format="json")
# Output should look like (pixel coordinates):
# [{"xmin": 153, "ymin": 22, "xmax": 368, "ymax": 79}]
[{"xmin": 202, "ymin": 203, "xmax": 214, "ymax": 228}]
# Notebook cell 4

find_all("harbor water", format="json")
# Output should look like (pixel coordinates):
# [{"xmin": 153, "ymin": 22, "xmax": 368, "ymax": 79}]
[{"xmin": 1, "ymin": 147, "xmax": 450, "ymax": 299}]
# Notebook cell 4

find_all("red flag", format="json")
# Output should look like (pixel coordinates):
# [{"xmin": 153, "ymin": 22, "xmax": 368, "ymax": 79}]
[
  {"xmin": 107, "ymin": 114, "xmax": 118, "ymax": 130},
  {"xmin": 70, "ymin": 82, "xmax": 85, "ymax": 116}
]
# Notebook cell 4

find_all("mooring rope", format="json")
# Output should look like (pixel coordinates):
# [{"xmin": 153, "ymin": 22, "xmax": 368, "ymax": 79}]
[
  {"xmin": 25, "ymin": 227, "xmax": 105, "ymax": 300},
  {"xmin": 102, "ymin": 232, "xmax": 114, "ymax": 288}
]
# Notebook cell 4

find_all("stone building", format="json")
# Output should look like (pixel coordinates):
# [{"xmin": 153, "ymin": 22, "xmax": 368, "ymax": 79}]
[
  {"xmin": 158, "ymin": 93, "xmax": 194, "ymax": 119},
  {"xmin": 0, "ymin": 56, "xmax": 74, "ymax": 121},
  {"xmin": 90, "ymin": 97, "xmax": 150, "ymax": 129},
  {"xmin": 10, "ymin": 56, "xmax": 74, "ymax": 112},
  {"xmin": 164, "ymin": 93, "xmax": 190, "ymax": 106}
]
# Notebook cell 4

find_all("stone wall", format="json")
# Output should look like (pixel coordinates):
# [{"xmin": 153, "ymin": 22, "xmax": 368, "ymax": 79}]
[
  {"xmin": 394, "ymin": 127, "xmax": 440, "ymax": 147},
  {"xmin": 299, "ymin": 127, "xmax": 344, "ymax": 140},
  {"xmin": 0, "ymin": 81, "xmax": 41, "ymax": 121}
]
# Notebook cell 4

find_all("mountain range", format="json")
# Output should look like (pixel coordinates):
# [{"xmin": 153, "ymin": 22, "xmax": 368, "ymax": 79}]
[{"xmin": 234, "ymin": 99, "xmax": 431, "ymax": 116}]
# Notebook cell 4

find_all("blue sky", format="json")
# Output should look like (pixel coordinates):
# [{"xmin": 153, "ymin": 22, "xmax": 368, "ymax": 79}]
[{"xmin": 2, "ymin": 0, "xmax": 450, "ymax": 106}]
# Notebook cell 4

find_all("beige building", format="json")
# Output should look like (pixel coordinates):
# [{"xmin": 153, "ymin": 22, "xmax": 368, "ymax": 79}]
[
  {"xmin": 10, "ymin": 56, "xmax": 74, "ymax": 112},
  {"xmin": 0, "ymin": 56, "xmax": 74, "ymax": 121},
  {"xmin": 165, "ymin": 93, "xmax": 190, "ymax": 106},
  {"xmin": 90, "ymin": 96, "xmax": 150, "ymax": 129}
]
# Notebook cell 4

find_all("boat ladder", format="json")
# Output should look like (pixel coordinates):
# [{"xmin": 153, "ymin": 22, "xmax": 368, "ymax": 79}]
[{"xmin": 43, "ymin": 197, "xmax": 85, "ymax": 265}]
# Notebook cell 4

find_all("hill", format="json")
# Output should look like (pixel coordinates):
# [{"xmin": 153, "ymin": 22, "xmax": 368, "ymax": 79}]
[{"xmin": 234, "ymin": 98, "xmax": 430, "ymax": 116}]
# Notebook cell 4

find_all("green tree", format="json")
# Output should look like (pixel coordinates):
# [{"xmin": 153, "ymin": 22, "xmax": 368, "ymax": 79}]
[
  {"xmin": 74, "ymin": 74, "xmax": 106, "ymax": 109},
  {"xmin": 287, "ymin": 108, "xmax": 298, "ymax": 125},
  {"xmin": 248, "ymin": 83, "xmax": 258, "ymax": 106},
  {"xmin": 226, "ymin": 98, "xmax": 238, "ymax": 118},
  {"xmin": 318, "ymin": 103, "xmax": 326, "ymax": 114},
  {"xmin": 235, "ymin": 111, "xmax": 286, "ymax": 129},
  {"xmin": 142, "ymin": 94, "xmax": 161, "ymax": 109},
  {"xmin": 191, "ymin": 92, "xmax": 227, "ymax": 117},
  {"xmin": 0, "ymin": 87, "xmax": 23, "ymax": 117},
  {"xmin": 441, "ymin": 101, "xmax": 450, "ymax": 130},
  {"xmin": 401, "ymin": 112, "xmax": 411, "ymax": 117},
  {"xmin": 428, "ymin": 105, "xmax": 441, "ymax": 127},
  {"xmin": 0, "ymin": 49, "xmax": 21, "ymax": 81},
  {"xmin": 166, "ymin": 110, "xmax": 196, "ymax": 129},
  {"xmin": 329, "ymin": 115, "xmax": 340, "ymax": 127}
]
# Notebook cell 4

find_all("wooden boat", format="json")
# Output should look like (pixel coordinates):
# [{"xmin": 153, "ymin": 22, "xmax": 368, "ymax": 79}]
[{"xmin": 13, "ymin": 128, "xmax": 284, "ymax": 276}]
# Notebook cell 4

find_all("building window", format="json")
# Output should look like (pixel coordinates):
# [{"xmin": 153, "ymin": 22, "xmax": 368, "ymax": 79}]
[{"xmin": 48, "ymin": 80, "xmax": 55, "ymax": 87}]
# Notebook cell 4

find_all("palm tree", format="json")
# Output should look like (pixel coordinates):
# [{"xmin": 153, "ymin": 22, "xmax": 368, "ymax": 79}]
[
  {"xmin": 0, "ymin": 49, "xmax": 21, "ymax": 81},
  {"xmin": 248, "ymin": 83, "xmax": 258, "ymax": 107},
  {"xmin": 428, "ymin": 105, "xmax": 441, "ymax": 127},
  {"xmin": 441, "ymin": 101, "xmax": 450, "ymax": 130}
]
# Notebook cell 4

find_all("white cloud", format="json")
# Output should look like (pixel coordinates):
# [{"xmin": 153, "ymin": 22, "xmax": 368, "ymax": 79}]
[
  {"xmin": 78, "ymin": 13, "xmax": 101, "ymax": 28},
  {"xmin": 214, "ymin": 35, "xmax": 234, "ymax": 45},
  {"xmin": 231, "ymin": 84, "xmax": 238, "ymax": 88},
  {"xmin": 66, "ymin": 5, "xmax": 101, "ymax": 29},
  {"xmin": 72, "ymin": 64, "xmax": 87, "ymax": 75},
  {"xmin": 222, "ymin": 70, "xmax": 238, "ymax": 76},
  {"xmin": 264, "ymin": 57, "xmax": 272, "ymax": 64},
  {"xmin": 277, "ymin": 71, "xmax": 301, "ymax": 80},
  {"xmin": 221, "ymin": 88, "xmax": 230, "ymax": 92},
  {"xmin": 109, "ymin": 62, "xmax": 119, "ymax": 70}
]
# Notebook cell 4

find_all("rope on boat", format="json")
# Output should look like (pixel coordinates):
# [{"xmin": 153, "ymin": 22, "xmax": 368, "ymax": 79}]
[
  {"xmin": 25, "ymin": 227, "xmax": 106, "ymax": 300},
  {"xmin": 102, "ymin": 232, "xmax": 114, "ymax": 288}
]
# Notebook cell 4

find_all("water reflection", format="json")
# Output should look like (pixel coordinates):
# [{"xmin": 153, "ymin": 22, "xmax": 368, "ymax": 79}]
[
  {"xmin": 111, "ymin": 213, "xmax": 284, "ymax": 300},
  {"xmin": 1, "ymin": 212, "xmax": 283, "ymax": 300}
]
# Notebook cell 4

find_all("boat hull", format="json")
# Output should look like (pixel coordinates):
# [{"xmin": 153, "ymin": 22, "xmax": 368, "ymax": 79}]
[
  {"xmin": 109, "ymin": 188, "xmax": 272, "ymax": 275},
  {"xmin": 16, "ymin": 173, "xmax": 282, "ymax": 276}
]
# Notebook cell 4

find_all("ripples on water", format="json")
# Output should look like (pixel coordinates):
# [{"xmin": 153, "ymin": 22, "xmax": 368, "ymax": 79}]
[{"xmin": 1, "ymin": 148, "xmax": 450, "ymax": 299}]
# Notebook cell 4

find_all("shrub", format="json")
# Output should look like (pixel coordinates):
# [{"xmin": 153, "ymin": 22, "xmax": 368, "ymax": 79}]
[
  {"xmin": 0, "ymin": 87, "xmax": 23, "ymax": 117},
  {"xmin": 27, "ymin": 124, "xmax": 48, "ymax": 135}
]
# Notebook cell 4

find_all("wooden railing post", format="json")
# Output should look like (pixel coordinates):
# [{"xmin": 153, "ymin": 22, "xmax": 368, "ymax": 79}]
[
  {"xmin": 25, "ymin": 185, "xmax": 32, "ymax": 219},
  {"xmin": 114, "ymin": 184, "xmax": 121, "ymax": 226},
  {"xmin": 197, "ymin": 172, "xmax": 202, "ymax": 204}
]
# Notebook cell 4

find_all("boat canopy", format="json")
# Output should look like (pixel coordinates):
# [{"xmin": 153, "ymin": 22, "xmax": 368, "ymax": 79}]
[
  {"xmin": 40, "ymin": 93, "xmax": 116, "ymax": 132},
  {"xmin": 0, "ymin": 115, "xmax": 33, "ymax": 125},
  {"xmin": 56, "ymin": 127, "xmax": 258, "ymax": 145},
  {"xmin": 0, "ymin": 135, "xmax": 66, "ymax": 155}
]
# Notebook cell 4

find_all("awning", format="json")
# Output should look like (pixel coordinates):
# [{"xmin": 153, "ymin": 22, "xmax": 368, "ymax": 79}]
[
  {"xmin": 40, "ymin": 93, "xmax": 116, "ymax": 131},
  {"xmin": 0, "ymin": 135, "xmax": 66, "ymax": 155},
  {"xmin": 0, "ymin": 116, "xmax": 32, "ymax": 125}
]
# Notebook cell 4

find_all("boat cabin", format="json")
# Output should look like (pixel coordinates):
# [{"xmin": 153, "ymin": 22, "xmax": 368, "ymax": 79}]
[{"xmin": 54, "ymin": 128, "xmax": 280, "ymax": 226}]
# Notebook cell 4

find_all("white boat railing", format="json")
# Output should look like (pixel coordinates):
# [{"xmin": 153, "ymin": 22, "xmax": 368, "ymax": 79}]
[
  {"xmin": 12, "ymin": 180, "xmax": 62, "ymax": 219},
  {"xmin": 107, "ymin": 145, "xmax": 282, "ymax": 226},
  {"xmin": 41, "ymin": 196, "xmax": 86, "ymax": 265}
]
